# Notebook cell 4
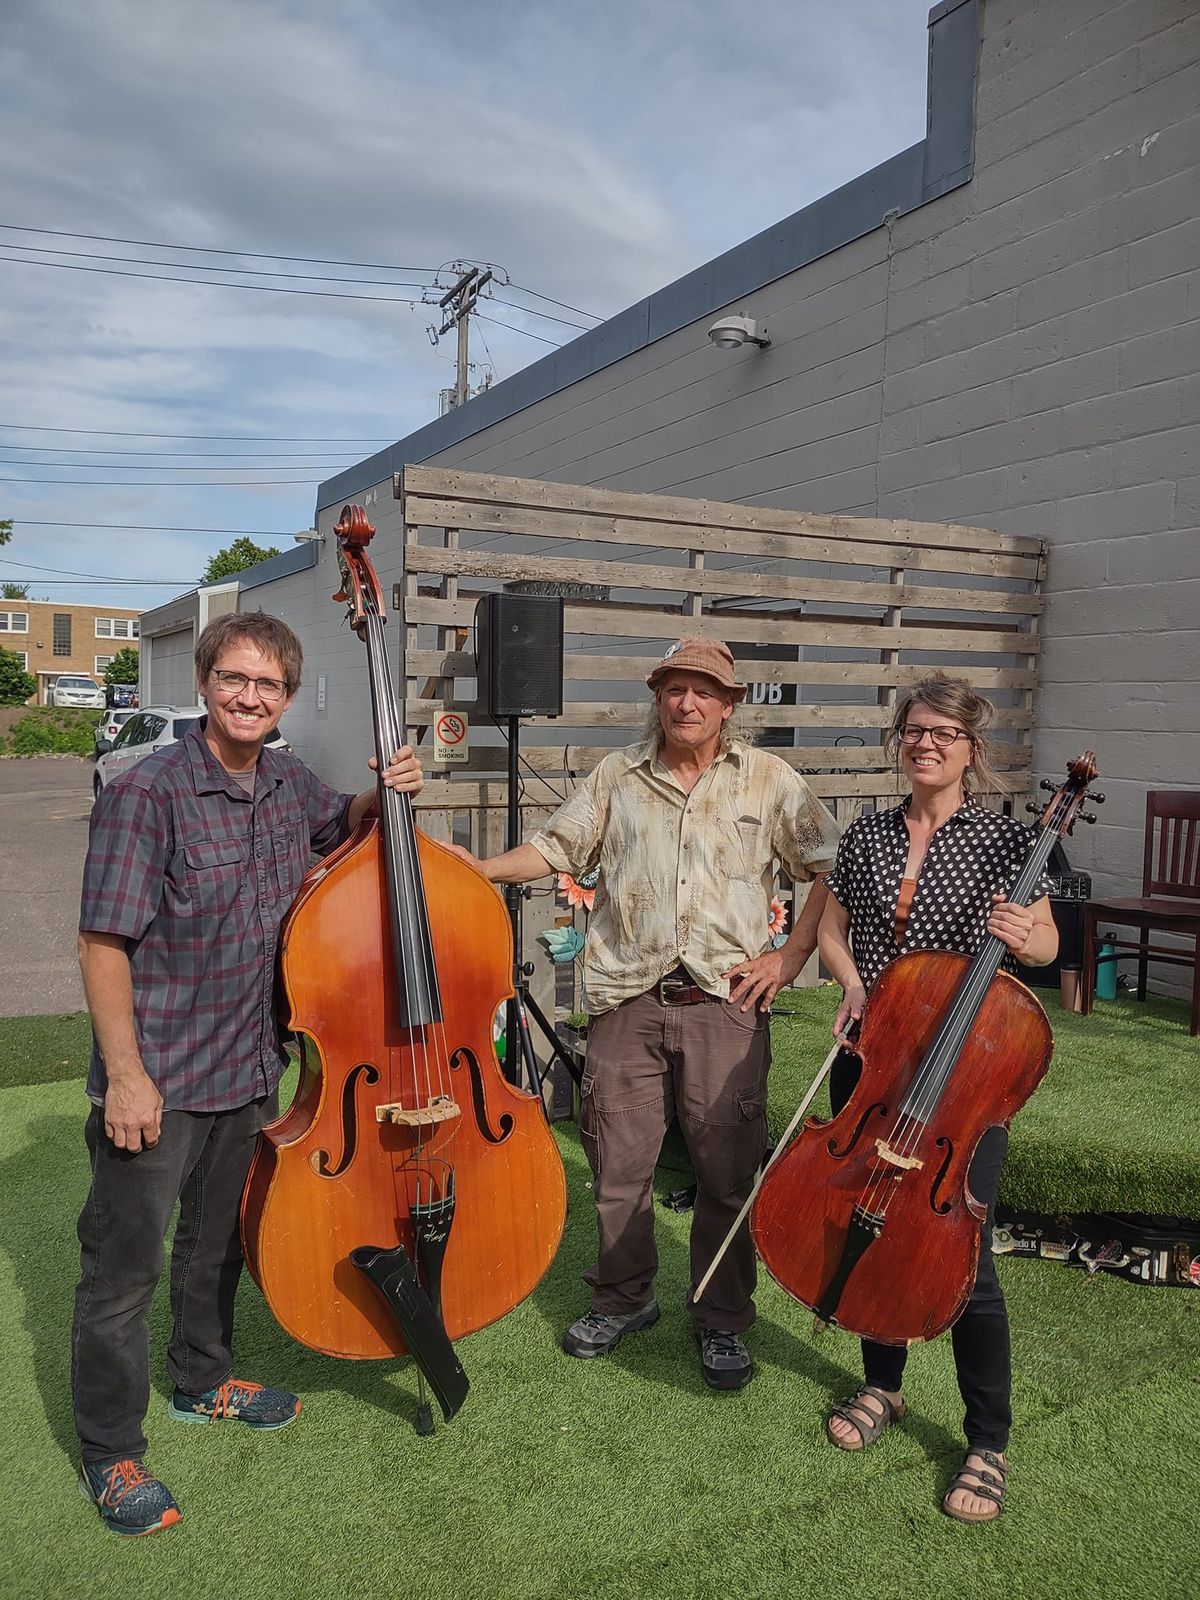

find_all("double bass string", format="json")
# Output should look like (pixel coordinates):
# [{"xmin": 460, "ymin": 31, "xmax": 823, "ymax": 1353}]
[{"xmin": 365, "ymin": 611, "xmax": 457, "ymax": 1183}]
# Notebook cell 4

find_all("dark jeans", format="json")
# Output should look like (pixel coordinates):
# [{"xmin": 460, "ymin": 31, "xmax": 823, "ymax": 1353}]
[
  {"xmin": 71, "ymin": 1093, "xmax": 276, "ymax": 1467},
  {"xmin": 830, "ymin": 1053, "xmax": 1012, "ymax": 1452}
]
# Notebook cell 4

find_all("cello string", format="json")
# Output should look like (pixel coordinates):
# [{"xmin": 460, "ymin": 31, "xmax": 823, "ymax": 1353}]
[
  {"xmin": 857, "ymin": 793, "xmax": 1067, "ymax": 1220},
  {"xmin": 861, "ymin": 816, "xmax": 1060, "ymax": 1219}
]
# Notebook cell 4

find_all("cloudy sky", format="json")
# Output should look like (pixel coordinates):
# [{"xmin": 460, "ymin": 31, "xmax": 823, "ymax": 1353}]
[{"xmin": 0, "ymin": 0, "xmax": 934, "ymax": 610}]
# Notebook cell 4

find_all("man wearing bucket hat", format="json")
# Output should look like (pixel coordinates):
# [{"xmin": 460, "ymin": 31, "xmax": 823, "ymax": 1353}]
[{"xmin": 447, "ymin": 635, "xmax": 839, "ymax": 1389}]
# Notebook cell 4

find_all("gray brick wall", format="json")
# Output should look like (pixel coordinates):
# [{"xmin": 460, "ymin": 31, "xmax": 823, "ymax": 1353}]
[{"xmin": 263, "ymin": 0, "xmax": 1196, "ymax": 995}]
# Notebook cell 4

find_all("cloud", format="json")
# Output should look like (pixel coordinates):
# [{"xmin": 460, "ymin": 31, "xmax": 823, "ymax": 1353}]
[{"xmin": 0, "ymin": 0, "xmax": 932, "ymax": 603}]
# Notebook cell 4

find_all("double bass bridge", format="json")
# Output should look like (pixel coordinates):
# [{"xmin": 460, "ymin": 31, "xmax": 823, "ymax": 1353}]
[{"xmin": 375, "ymin": 1095, "xmax": 462, "ymax": 1128}]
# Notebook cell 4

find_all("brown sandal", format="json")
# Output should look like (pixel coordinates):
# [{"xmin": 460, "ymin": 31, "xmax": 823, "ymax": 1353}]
[
  {"xmin": 942, "ymin": 1449, "xmax": 1008, "ymax": 1523},
  {"xmin": 824, "ymin": 1384, "xmax": 907, "ymax": 1451}
]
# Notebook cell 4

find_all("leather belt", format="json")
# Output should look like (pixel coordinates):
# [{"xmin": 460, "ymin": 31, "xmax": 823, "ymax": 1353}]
[{"xmin": 657, "ymin": 970, "xmax": 713, "ymax": 1006}]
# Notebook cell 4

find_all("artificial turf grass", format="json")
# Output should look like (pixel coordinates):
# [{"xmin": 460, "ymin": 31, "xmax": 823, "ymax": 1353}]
[
  {"xmin": 0, "ymin": 1010, "xmax": 92, "ymax": 1090},
  {"xmin": 3, "ymin": 1074, "xmax": 1198, "ymax": 1600},
  {"xmin": 769, "ymin": 984, "xmax": 1200, "ymax": 1219}
]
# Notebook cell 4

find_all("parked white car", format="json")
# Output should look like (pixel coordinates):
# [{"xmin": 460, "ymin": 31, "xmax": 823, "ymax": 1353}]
[
  {"xmin": 93, "ymin": 708, "xmax": 140, "ymax": 756},
  {"xmin": 93, "ymin": 706, "xmax": 291, "ymax": 796},
  {"xmin": 51, "ymin": 675, "xmax": 107, "ymax": 710}
]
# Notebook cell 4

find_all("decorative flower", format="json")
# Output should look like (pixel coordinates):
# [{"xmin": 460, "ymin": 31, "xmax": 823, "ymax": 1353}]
[
  {"xmin": 768, "ymin": 897, "xmax": 788, "ymax": 938},
  {"xmin": 557, "ymin": 872, "xmax": 596, "ymax": 912}
]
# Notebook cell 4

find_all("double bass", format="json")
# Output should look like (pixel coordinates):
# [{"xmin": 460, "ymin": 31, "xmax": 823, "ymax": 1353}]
[
  {"xmin": 750, "ymin": 754, "xmax": 1101, "ymax": 1346},
  {"xmin": 241, "ymin": 504, "xmax": 567, "ymax": 1426}
]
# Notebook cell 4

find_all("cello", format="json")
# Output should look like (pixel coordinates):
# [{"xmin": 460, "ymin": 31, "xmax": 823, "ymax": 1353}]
[
  {"xmin": 749, "ymin": 753, "xmax": 1101, "ymax": 1346},
  {"xmin": 241, "ymin": 504, "xmax": 567, "ymax": 1426}
]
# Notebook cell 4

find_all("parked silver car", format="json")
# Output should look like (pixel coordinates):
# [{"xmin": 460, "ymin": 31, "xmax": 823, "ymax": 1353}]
[
  {"xmin": 51, "ymin": 674, "xmax": 107, "ymax": 710},
  {"xmin": 92, "ymin": 706, "xmax": 292, "ymax": 796},
  {"xmin": 93, "ymin": 708, "xmax": 139, "ymax": 756}
]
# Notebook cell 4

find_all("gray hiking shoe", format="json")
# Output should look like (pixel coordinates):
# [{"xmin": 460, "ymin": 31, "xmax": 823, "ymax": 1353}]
[
  {"xmin": 562, "ymin": 1300, "xmax": 660, "ymax": 1358},
  {"xmin": 696, "ymin": 1327, "xmax": 753, "ymax": 1390}
]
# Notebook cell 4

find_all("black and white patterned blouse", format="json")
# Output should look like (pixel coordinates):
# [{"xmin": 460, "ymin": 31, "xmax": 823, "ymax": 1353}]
[{"xmin": 825, "ymin": 797, "xmax": 1055, "ymax": 991}]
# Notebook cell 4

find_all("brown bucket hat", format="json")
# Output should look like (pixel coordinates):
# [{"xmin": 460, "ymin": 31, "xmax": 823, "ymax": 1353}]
[{"xmin": 645, "ymin": 636, "xmax": 747, "ymax": 701}]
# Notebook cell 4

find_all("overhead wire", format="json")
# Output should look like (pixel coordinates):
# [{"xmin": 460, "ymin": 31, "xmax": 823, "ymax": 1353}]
[{"xmin": 0, "ymin": 424, "xmax": 391, "ymax": 441}]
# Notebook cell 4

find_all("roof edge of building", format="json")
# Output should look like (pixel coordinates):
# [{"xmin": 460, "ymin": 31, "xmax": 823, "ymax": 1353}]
[{"xmin": 315, "ymin": 0, "xmax": 980, "ymax": 514}]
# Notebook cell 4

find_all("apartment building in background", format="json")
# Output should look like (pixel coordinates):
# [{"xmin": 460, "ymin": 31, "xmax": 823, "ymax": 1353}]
[{"xmin": 0, "ymin": 600, "xmax": 141, "ymax": 704}]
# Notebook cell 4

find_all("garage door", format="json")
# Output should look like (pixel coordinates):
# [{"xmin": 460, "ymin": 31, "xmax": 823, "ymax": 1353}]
[{"xmin": 148, "ymin": 626, "xmax": 196, "ymax": 707}]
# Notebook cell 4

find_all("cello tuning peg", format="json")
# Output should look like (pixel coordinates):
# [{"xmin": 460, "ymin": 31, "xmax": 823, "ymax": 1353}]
[
  {"xmin": 1080, "ymin": 812, "xmax": 1098, "ymax": 825},
  {"xmin": 1039, "ymin": 779, "xmax": 1057, "ymax": 792},
  {"xmin": 1089, "ymin": 792, "xmax": 1106, "ymax": 803},
  {"xmin": 1024, "ymin": 803, "xmax": 1041, "ymax": 815}
]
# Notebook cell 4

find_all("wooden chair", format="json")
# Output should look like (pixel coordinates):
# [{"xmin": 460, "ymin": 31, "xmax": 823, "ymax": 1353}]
[{"xmin": 1081, "ymin": 790, "xmax": 1200, "ymax": 1035}]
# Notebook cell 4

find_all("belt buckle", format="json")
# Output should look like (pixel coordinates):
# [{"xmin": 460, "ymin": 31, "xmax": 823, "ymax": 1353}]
[{"xmin": 658, "ymin": 976, "xmax": 688, "ymax": 1006}]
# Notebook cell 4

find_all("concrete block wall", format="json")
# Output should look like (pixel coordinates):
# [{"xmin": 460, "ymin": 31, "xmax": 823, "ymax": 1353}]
[
  {"xmin": 876, "ymin": 0, "xmax": 1200, "ymax": 917},
  {"xmin": 272, "ymin": 0, "xmax": 1197, "ymax": 994}
]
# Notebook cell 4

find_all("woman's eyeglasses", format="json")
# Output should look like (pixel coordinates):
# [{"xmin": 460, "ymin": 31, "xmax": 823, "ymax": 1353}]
[
  {"xmin": 898, "ymin": 725, "xmax": 971, "ymax": 748},
  {"xmin": 210, "ymin": 669, "xmax": 287, "ymax": 702}
]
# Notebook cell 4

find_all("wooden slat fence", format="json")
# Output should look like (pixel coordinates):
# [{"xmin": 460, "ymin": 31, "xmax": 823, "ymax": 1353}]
[{"xmin": 393, "ymin": 467, "xmax": 1047, "ymax": 1019}]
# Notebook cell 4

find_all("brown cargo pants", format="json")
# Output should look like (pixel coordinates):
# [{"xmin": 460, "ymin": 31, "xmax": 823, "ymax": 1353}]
[{"xmin": 579, "ymin": 983, "xmax": 770, "ymax": 1332}]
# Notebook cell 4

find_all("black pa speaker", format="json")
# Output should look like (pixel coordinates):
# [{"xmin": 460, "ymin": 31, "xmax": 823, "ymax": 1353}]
[{"xmin": 474, "ymin": 593, "xmax": 564, "ymax": 718}]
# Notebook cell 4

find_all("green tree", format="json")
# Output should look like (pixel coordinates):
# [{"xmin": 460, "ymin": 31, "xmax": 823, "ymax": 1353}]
[
  {"xmin": 200, "ymin": 537, "xmax": 281, "ymax": 584},
  {"xmin": 0, "ymin": 519, "xmax": 12, "ymax": 547},
  {"xmin": 0, "ymin": 646, "xmax": 36, "ymax": 706},
  {"xmin": 2, "ymin": 582, "xmax": 30, "ymax": 599},
  {"xmin": 103, "ymin": 647, "xmax": 141, "ymax": 687}
]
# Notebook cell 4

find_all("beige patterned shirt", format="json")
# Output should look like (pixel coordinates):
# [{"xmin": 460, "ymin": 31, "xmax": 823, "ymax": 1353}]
[{"xmin": 529, "ymin": 737, "xmax": 840, "ymax": 1015}]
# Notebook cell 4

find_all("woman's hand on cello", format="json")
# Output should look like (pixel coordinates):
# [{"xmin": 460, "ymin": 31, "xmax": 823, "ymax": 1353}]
[
  {"xmin": 986, "ymin": 894, "xmax": 1036, "ymax": 956},
  {"xmin": 369, "ymin": 746, "xmax": 424, "ymax": 797},
  {"xmin": 833, "ymin": 984, "xmax": 867, "ymax": 1038}
]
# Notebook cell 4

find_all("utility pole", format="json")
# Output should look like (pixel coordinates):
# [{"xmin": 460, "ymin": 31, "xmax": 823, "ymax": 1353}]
[{"xmin": 436, "ymin": 265, "xmax": 494, "ymax": 409}]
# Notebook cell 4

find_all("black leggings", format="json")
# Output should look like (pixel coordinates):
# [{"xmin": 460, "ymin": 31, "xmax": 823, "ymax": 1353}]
[{"xmin": 830, "ymin": 1051, "xmax": 1012, "ymax": 1453}]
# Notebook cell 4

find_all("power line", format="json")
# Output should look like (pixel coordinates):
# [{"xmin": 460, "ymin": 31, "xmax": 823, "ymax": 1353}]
[
  {"xmin": 0, "ymin": 424, "xmax": 391, "ymax": 442},
  {"xmin": 476, "ymin": 313, "xmax": 562, "ymax": 347},
  {"xmin": 0, "ymin": 222, "xmax": 442, "ymax": 273},
  {"xmin": 0, "ymin": 241, "xmax": 438, "ymax": 290},
  {"xmin": 0, "ymin": 457, "xmax": 347, "ymax": 472},
  {"xmin": 10, "ymin": 520, "xmax": 304, "ymax": 533},
  {"xmin": 0, "ymin": 475, "xmax": 322, "ymax": 485},
  {"xmin": 1, "ymin": 557, "xmax": 199, "ymax": 579},
  {"xmin": 0, "ymin": 252, "xmax": 429, "ymax": 305},
  {"xmin": 0, "ymin": 223, "xmax": 605, "ymax": 319},
  {"xmin": 0, "ymin": 444, "xmax": 359, "ymax": 460}
]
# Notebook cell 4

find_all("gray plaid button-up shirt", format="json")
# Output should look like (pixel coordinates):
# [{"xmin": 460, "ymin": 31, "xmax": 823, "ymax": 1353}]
[{"xmin": 80, "ymin": 718, "xmax": 352, "ymax": 1112}]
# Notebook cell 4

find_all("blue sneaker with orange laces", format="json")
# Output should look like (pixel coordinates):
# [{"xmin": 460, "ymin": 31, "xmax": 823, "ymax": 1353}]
[
  {"xmin": 168, "ymin": 1376, "xmax": 300, "ymax": 1429},
  {"xmin": 79, "ymin": 1457, "xmax": 182, "ymax": 1536}
]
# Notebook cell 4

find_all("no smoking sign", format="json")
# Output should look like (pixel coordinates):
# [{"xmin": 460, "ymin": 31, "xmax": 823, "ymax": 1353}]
[{"xmin": 434, "ymin": 710, "xmax": 469, "ymax": 766}]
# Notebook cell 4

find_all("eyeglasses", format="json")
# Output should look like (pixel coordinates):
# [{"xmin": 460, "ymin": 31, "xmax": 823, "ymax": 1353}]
[
  {"xmin": 210, "ymin": 669, "xmax": 288, "ymax": 702},
  {"xmin": 899, "ymin": 724, "xmax": 972, "ymax": 749}
]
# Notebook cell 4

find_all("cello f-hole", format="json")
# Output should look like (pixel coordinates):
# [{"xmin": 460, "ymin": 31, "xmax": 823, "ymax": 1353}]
[
  {"xmin": 827, "ymin": 1101, "xmax": 888, "ymax": 1160},
  {"xmin": 928, "ymin": 1136, "xmax": 955, "ymax": 1215},
  {"xmin": 312, "ymin": 1062, "xmax": 380, "ymax": 1177}
]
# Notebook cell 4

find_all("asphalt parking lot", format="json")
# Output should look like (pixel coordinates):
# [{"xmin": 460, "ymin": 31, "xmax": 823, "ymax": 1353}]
[{"xmin": 0, "ymin": 756, "xmax": 93, "ymax": 1017}]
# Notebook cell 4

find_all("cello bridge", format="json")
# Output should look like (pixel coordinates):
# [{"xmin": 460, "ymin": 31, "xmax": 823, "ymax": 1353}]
[
  {"xmin": 375, "ymin": 1095, "xmax": 461, "ymax": 1127},
  {"xmin": 874, "ymin": 1138, "xmax": 924, "ymax": 1171}
]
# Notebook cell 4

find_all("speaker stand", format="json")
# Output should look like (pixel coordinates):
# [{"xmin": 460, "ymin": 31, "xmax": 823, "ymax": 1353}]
[{"xmin": 501, "ymin": 716, "xmax": 582, "ymax": 1100}]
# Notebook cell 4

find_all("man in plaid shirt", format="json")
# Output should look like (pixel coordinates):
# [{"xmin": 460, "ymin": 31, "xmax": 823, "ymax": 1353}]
[{"xmin": 73, "ymin": 612, "xmax": 423, "ymax": 1537}]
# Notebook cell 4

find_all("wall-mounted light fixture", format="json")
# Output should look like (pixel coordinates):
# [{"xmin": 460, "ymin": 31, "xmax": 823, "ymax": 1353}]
[
  {"xmin": 707, "ymin": 314, "xmax": 770, "ymax": 350},
  {"xmin": 292, "ymin": 528, "xmax": 324, "ymax": 543}
]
